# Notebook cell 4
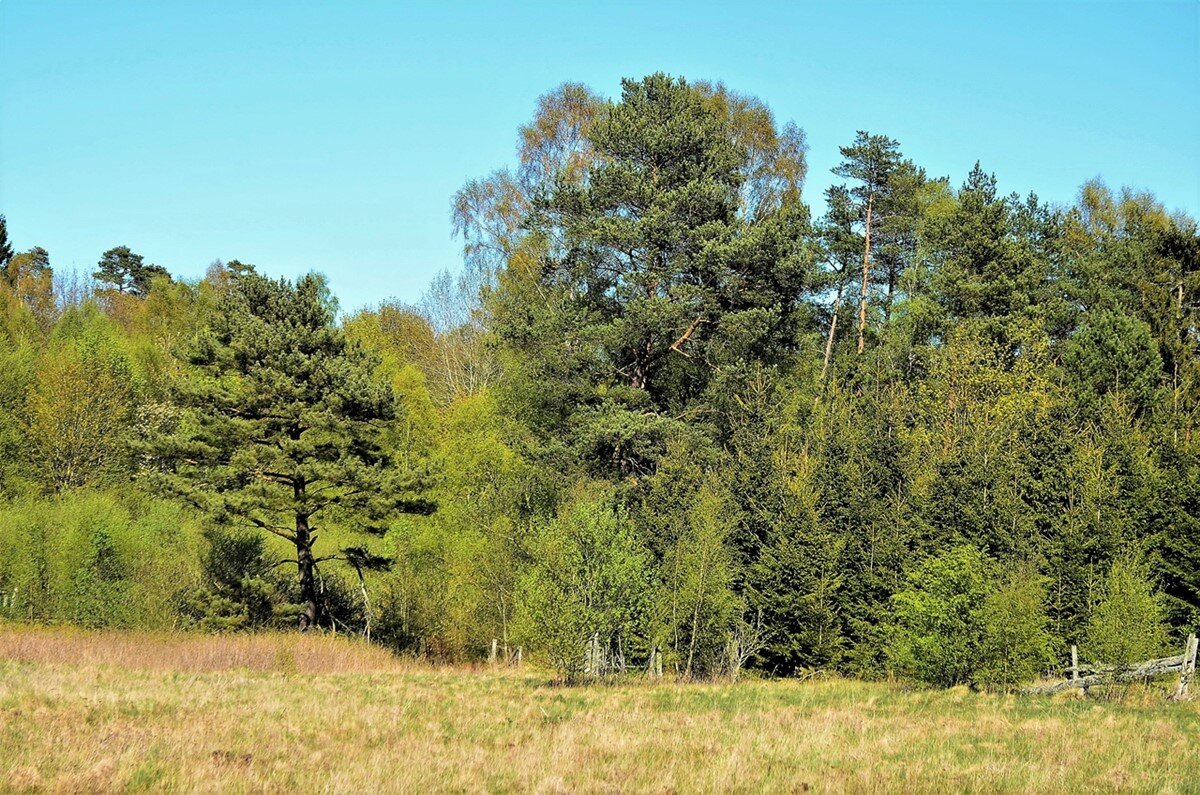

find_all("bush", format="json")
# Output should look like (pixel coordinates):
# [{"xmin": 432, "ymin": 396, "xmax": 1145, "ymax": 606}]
[
  {"xmin": 514, "ymin": 495, "xmax": 655, "ymax": 682},
  {"xmin": 0, "ymin": 491, "xmax": 200, "ymax": 628},
  {"xmin": 177, "ymin": 527, "xmax": 298, "ymax": 631},
  {"xmin": 887, "ymin": 546, "xmax": 992, "ymax": 687},
  {"xmin": 887, "ymin": 546, "xmax": 1054, "ymax": 689},
  {"xmin": 976, "ymin": 567, "xmax": 1055, "ymax": 689},
  {"xmin": 1085, "ymin": 554, "xmax": 1169, "ymax": 667}
]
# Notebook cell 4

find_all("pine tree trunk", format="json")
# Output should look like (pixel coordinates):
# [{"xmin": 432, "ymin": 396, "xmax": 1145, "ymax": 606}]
[
  {"xmin": 821, "ymin": 282, "xmax": 844, "ymax": 380},
  {"xmin": 296, "ymin": 514, "xmax": 318, "ymax": 631},
  {"xmin": 295, "ymin": 469, "xmax": 318, "ymax": 631},
  {"xmin": 857, "ymin": 193, "xmax": 873, "ymax": 355}
]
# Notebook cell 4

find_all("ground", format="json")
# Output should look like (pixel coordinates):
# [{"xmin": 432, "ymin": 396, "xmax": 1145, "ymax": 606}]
[{"xmin": 0, "ymin": 626, "xmax": 1197, "ymax": 793}]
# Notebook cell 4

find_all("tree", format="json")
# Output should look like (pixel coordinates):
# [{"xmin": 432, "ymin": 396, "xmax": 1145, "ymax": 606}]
[
  {"xmin": 1085, "ymin": 554, "xmax": 1169, "ymax": 667},
  {"xmin": 497, "ymin": 73, "xmax": 813, "ymax": 479},
  {"xmin": 662, "ymin": 478, "xmax": 742, "ymax": 678},
  {"xmin": 816, "ymin": 185, "xmax": 861, "ymax": 379},
  {"xmin": 3, "ymin": 246, "xmax": 54, "ymax": 327},
  {"xmin": 0, "ymin": 215, "xmax": 12, "ymax": 273},
  {"xmin": 145, "ymin": 266, "xmax": 433, "ymax": 630},
  {"xmin": 886, "ymin": 545, "xmax": 992, "ymax": 687},
  {"xmin": 26, "ymin": 311, "xmax": 134, "ymax": 491},
  {"xmin": 976, "ymin": 566, "xmax": 1055, "ymax": 690},
  {"xmin": 830, "ymin": 131, "xmax": 923, "ymax": 352},
  {"xmin": 1064, "ymin": 309, "xmax": 1163, "ymax": 416},
  {"xmin": 95, "ymin": 246, "xmax": 169, "ymax": 297},
  {"xmin": 925, "ymin": 165, "xmax": 1068, "ymax": 346},
  {"xmin": 178, "ymin": 527, "xmax": 296, "ymax": 631},
  {"xmin": 452, "ymin": 83, "xmax": 603, "ymax": 282},
  {"xmin": 515, "ymin": 494, "xmax": 655, "ymax": 681}
]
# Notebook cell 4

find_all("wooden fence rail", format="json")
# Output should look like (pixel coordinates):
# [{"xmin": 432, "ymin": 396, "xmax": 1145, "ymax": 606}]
[{"xmin": 1024, "ymin": 633, "xmax": 1198, "ymax": 698}]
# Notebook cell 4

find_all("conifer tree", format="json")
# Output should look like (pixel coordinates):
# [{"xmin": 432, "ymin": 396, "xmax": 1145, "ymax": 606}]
[
  {"xmin": 145, "ymin": 265, "xmax": 433, "ymax": 630},
  {"xmin": 95, "ymin": 245, "xmax": 169, "ymax": 297},
  {"xmin": 0, "ymin": 215, "xmax": 12, "ymax": 273}
]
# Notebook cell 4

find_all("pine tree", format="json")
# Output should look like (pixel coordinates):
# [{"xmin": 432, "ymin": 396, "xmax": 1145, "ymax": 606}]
[
  {"xmin": 145, "ymin": 265, "xmax": 433, "ymax": 630},
  {"xmin": 95, "ymin": 245, "xmax": 169, "ymax": 297},
  {"xmin": 500, "ymin": 73, "xmax": 813, "ymax": 479}
]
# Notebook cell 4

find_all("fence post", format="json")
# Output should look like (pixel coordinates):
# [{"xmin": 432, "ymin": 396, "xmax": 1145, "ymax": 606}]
[
  {"xmin": 1173, "ymin": 633, "xmax": 1197, "ymax": 701},
  {"xmin": 1070, "ymin": 644, "xmax": 1092, "ymax": 697},
  {"xmin": 489, "ymin": 638, "xmax": 498, "ymax": 665}
]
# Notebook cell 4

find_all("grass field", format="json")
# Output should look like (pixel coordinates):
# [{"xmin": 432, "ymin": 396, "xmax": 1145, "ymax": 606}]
[{"xmin": 1, "ymin": 626, "xmax": 1198, "ymax": 793}]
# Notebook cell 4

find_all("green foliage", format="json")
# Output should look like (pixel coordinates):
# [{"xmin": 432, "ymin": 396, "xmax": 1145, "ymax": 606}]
[
  {"xmin": 497, "ymin": 72, "xmax": 814, "ymax": 480},
  {"xmin": 0, "ymin": 215, "xmax": 12, "ymax": 272},
  {"xmin": 177, "ymin": 527, "xmax": 297, "ymax": 631},
  {"xmin": 661, "ymin": 478, "xmax": 743, "ymax": 678},
  {"xmin": 95, "ymin": 245, "xmax": 170, "ymax": 297},
  {"xmin": 1, "ymin": 72, "xmax": 1199, "ymax": 686},
  {"xmin": 145, "ymin": 265, "xmax": 433, "ymax": 630},
  {"xmin": 26, "ymin": 309, "xmax": 136, "ymax": 491},
  {"xmin": 1084, "ymin": 555, "xmax": 1170, "ymax": 667},
  {"xmin": 976, "ymin": 567, "xmax": 1056, "ymax": 690},
  {"xmin": 1064, "ymin": 309, "xmax": 1163, "ymax": 416},
  {"xmin": 886, "ymin": 546, "xmax": 994, "ymax": 687},
  {"xmin": 0, "ymin": 491, "xmax": 200, "ymax": 628},
  {"xmin": 515, "ymin": 494, "xmax": 655, "ymax": 681},
  {"xmin": 887, "ymin": 547, "xmax": 1054, "ymax": 689}
]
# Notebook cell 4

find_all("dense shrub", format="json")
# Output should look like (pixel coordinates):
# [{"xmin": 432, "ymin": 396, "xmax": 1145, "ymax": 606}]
[
  {"xmin": 1084, "ymin": 555, "xmax": 1170, "ymax": 667},
  {"xmin": 886, "ymin": 546, "xmax": 1055, "ymax": 689},
  {"xmin": 0, "ymin": 491, "xmax": 200, "ymax": 628},
  {"xmin": 515, "ymin": 495, "xmax": 655, "ymax": 681}
]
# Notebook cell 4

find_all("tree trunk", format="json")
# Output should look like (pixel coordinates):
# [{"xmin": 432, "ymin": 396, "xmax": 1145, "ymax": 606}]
[
  {"xmin": 295, "ymin": 471, "xmax": 318, "ymax": 631},
  {"xmin": 296, "ymin": 515, "xmax": 318, "ymax": 631},
  {"xmin": 857, "ymin": 193, "xmax": 874, "ymax": 355},
  {"xmin": 630, "ymin": 339, "xmax": 652, "ymax": 390},
  {"xmin": 821, "ymin": 282, "xmax": 844, "ymax": 381}
]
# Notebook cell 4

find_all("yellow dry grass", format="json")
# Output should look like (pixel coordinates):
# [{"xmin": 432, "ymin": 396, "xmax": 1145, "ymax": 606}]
[{"xmin": 1, "ymin": 626, "xmax": 1198, "ymax": 793}]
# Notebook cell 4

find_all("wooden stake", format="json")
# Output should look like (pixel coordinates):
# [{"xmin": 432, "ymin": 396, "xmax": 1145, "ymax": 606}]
[
  {"xmin": 1173, "ymin": 633, "xmax": 1197, "ymax": 701},
  {"xmin": 1071, "ymin": 645, "xmax": 1085, "ymax": 698}
]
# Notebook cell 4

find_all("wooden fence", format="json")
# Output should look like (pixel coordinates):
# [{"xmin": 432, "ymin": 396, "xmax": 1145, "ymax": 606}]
[{"xmin": 1024, "ymin": 633, "xmax": 1198, "ymax": 698}]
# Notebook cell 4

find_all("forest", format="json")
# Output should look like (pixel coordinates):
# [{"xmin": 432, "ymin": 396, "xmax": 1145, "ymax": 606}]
[{"xmin": 0, "ymin": 73, "xmax": 1197, "ymax": 689}]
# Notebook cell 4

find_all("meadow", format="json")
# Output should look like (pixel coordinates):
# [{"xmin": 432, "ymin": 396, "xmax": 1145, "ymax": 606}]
[{"xmin": 1, "ymin": 626, "xmax": 1198, "ymax": 793}]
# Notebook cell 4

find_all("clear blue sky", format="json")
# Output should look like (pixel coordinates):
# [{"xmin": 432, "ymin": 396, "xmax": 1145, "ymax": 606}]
[{"xmin": 2, "ymin": 1, "xmax": 1197, "ymax": 311}]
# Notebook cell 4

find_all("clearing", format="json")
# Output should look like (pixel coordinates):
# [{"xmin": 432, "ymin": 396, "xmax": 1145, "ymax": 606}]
[{"xmin": 1, "ymin": 626, "xmax": 1198, "ymax": 792}]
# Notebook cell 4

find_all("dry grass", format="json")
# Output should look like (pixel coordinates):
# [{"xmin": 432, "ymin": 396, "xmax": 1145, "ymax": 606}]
[
  {"xmin": 0, "ymin": 624, "xmax": 407, "ymax": 675},
  {"xmin": 2, "ymin": 626, "xmax": 1199, "ymax": 793}
]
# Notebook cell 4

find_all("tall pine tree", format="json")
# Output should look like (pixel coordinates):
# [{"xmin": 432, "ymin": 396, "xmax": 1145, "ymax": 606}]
[{"xmin": 145, "ymin": 265, "xmax": 434, "ymax": 629}]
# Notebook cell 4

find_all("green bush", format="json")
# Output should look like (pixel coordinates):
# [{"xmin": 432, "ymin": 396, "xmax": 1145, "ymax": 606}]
[
  {"xmin": 976, "ymin": 567, "xmax": 1055, "ymax": 689},
  {"xmin": 887, "ymin": 546, "xmax": 1054, "ymax": 689},
  {"xmin": 177, "ymin": 527, "xmax": 298, "ymax": 631},
  {"xmin": 0, "ymin": 491, "xmax": 201, "ymax": 628},
  {"xmin": 514, "ymin": 494, "xmax": 655, "ymax": 682},
  {"xmin": 1085, "ymin": 554, "xmax": 1169, "ymax": 667}
]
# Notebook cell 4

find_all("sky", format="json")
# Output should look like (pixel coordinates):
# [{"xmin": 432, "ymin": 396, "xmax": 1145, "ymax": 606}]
[{"xmin": 1, "ymin": 1, "xmax": 1197, "ymax": 312}]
